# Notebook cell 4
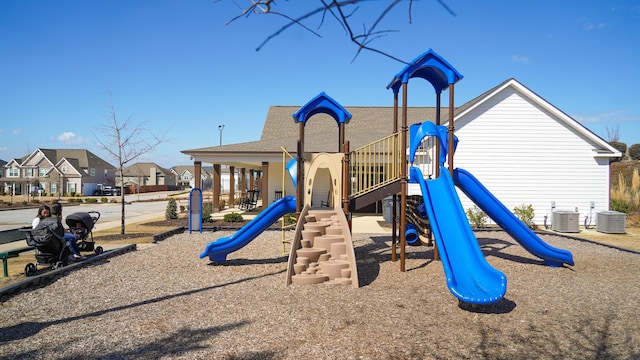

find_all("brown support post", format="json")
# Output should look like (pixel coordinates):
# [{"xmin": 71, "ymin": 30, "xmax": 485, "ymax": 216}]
[
  {"xmin": 391, "ymin": 91, "xmax": 399, "ymax": 262},
  {"xmin": 194, "ymin": 161, "xmax": 202, "ymax": 189},
  {"xmin": 249, "ymin": 170, "xmax": 255, "ymax": 190},
  {"xmin": 342, "ymin": 141, "xmax": 350, "ymax": 217},
  {"xmin": 228, "ymin": 166, "xmax": 235, "ymax": 208},
  {"xmin": 256, "ymin": 171, "xmax": 262, "ymax": 199},
  {"xmin": 213, "ymin": 164, "xmax": 221, "ymax": 212},
  {"xmin": 261, "ymin": 162, "xmax": 269, "ymax": 206},
  {"xmin": 400, "ymin": 83, "xmax": 408, "ymax": 272},
  {"xmin": 296, "ymin": 122, "xmax": 305, "ymax": 214},
  {"xmin": 240, "ymin": 168, "xmax": 246, "ymax": 198}
]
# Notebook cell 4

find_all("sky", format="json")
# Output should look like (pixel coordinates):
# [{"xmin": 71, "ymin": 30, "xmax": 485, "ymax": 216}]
[{"xmin": 1, "ymin": 1, "xmax": 639, "ymax": 168}]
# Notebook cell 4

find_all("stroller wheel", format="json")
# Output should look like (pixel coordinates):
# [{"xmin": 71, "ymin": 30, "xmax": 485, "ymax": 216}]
[
  {"xmin": 25, "ymin": 263, "xmax": 37, "ymax": 277},
  {"xmin": 95, "ymin": 246, "xmax": 104, "ymax": 255},
  {"xmin": 53, "ymin": 261, "xmax": 65, "ymax": 270}
]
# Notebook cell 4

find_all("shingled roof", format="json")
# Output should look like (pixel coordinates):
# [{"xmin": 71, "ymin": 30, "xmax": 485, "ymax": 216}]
[{"xmin": 183, "ymin": 106, "xmax": 450, "ymax": 157}]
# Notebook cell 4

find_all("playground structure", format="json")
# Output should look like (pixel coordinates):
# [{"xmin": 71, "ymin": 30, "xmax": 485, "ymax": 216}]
[{"xmin": 200, "ymin": 49, "xmax": 574, "ymax": 304}]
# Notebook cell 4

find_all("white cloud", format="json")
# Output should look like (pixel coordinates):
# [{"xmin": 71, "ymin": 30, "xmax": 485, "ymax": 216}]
[
  {"xmin": 0, "ymin": 146, "xmax": 7, "ymax": 151},
  {"xmin": 57, "ymin": 132, "xmax": 87, "ymax": 145},
  {"xmin": 511, "ymin": 55, "xmax": 531, "ymax": 65}
]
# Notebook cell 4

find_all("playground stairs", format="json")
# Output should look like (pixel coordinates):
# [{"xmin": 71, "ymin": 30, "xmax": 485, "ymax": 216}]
[
  {"xmin": 286, "ymin": 207, "xmax": 359, "ymax": 288},
  {"xmin": 348, "ymin": 132, "xmax": 402, "ymax": 211}
]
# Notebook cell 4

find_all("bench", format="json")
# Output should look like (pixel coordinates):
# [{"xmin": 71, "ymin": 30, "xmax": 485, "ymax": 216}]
[{"xmin": 0, "ymin": 228, "xmax": 34, "ymax": 277}]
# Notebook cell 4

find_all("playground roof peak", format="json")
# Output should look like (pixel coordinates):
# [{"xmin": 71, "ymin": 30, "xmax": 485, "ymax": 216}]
[
  {"xmin": 387, "ymin": 49, "xmax": 463, "ymax": 94},
  {"xmin": 292, "ymin": 92, "xmax": 352, "ymax": 126}
]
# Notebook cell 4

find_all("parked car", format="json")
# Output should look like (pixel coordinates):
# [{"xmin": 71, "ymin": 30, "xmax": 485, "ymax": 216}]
[{"xmin": 93, "ymin": 185, "xmax": 121, "ymax": 196}]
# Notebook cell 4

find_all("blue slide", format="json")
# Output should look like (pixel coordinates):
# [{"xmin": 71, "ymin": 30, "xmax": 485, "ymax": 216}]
[
  {"xmin": 200, "ymin": 196, "xmax": 296, "ymax": 262},
  {"xmin": 410, "ymin": 166, "xmax": 507, "ymax": 305},
  {"xmin": 453, "ymin": 168, "xmax": 574, "ymax": 267}
]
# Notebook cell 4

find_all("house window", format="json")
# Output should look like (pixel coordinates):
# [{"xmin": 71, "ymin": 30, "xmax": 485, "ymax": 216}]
[
  {"xmin": 90, "ymin": 168, "xmax": 95, "ymax": 176},
  {"xmin": 51, "ymin": 183, "xmax": 57, "ymax": 194},
  {"xmin": 69, "ymin": 183, "xmax": 76, "ymax": 194},
  {"xmin": 104, "ymin": 169, "xmax": 108, "ymax": 178},
  {"xmin": 39, "ymin": 167, "xmax": 48, "ymax": 176},
  {"xmin": 9, "ymin": 167, "xmax": 19, "ymax": 177},
  {"xmin": 61, "ymin": 166, "xmax": 67, "ymax": 173}
]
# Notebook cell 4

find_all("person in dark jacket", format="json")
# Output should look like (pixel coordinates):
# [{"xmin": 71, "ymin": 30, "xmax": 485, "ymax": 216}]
[{"xmin": 49, "ymin": 203, "xmax": 85, "ymax": 261}]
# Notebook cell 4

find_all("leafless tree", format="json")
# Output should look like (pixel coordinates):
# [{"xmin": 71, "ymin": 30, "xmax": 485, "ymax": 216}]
[
  {"xmin": 606, "ymin": 124, "xmax": 621, "ymax": 142},
  {"xmin": 223, "ymin": 0, "xmax": 455, "ymax": 63},
  {"xmin": 93, "ymin": 92, "xmax": 169, "ymax": 235}
]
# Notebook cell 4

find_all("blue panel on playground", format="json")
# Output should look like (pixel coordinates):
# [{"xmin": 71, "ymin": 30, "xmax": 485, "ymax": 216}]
[
  {"xmin": 387, "ymin": 49, "xmax": 463, "ymax": 94},
  {"xmin": 292, "ymin": 91, "xmax": 352, "ymax": 125}
]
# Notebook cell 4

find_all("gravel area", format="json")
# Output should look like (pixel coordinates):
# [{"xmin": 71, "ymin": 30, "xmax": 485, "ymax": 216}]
[{"xmin": 1, "ymin": 230, "xmax": 639, "ymax": 359}]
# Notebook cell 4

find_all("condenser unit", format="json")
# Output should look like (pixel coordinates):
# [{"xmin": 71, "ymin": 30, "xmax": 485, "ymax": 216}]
[
  {"xmin": 552, "ymin": 211, "xmax": 580, "ymax": 233},
  {"xmin": 597, "ymin": 211, "xmax": 626, "ymax": 234}
]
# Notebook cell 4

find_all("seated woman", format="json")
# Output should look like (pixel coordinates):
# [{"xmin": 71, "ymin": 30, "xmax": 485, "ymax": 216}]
[
  {"xmin": 32, "ymin": 205, "xmax": 51, "ymax": 228},
  {"xmin": 49, "ymin": 203, "xmax": 85, "ymax": 261}
]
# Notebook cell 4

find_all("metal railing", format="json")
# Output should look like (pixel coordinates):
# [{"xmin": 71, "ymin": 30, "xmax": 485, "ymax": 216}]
[{"xmin": 349, "ymin": 132, "xmax": 402, "ymax": 198}]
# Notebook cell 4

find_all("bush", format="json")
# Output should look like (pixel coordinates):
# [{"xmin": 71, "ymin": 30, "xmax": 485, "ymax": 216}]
[
  {"xmin": 629, "ymin": 144, "xmax": 640, "ymax": 160},
  {"xmin": 202, "ymin": 202, "xmax": 213, "ymax": 222},
  {"xmin": 513, "ymin": 203, "xmax": 536, "ymax": 229},
  {"xmin": 223, "ymin": 212, "xmax": 243, "ymax": 222},
  {"xmin": 101, "ymin": 197, "xmax": 108, "ymax": 203},
  {"xmin": 610, "ymin": 198, "xmax": 630, "ymax": 214},
  {"xmin": 85, "ymin": 198, "xmax": 98, "ymax": 203},
  {"xmin": 610, "ymin": 141, "xmax": 627, "ymax": 162},
  {"xmin": 219, "ymin": 199, "xmax": 227, "ymax": 211},
  {"xmin": 283, "ymin": 213, "xmax": 297, "ymax": 225},
  {"xmin": 179, "ymin": 205, "xmax": 186, "ymax": 213},
  {"xmin": 465, "ymin": 205, "xmax": 488, "ymax": 228},
  {"xmin": 165, "ymin": 198, "xmax": 178, "ymax": 220}
]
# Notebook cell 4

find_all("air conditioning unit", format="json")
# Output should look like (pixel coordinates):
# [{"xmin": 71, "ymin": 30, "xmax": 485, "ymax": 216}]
[
  {"xmin": 552, "ymin": 211, "xmax": 580, "ymax": 233},
  {"xmin": 597, "ymin": 211, "xmax": 626, "ymax": 234}
]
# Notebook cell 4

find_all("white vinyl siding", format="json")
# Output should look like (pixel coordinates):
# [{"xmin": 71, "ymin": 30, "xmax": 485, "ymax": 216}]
[{"xmin": 452, "ymin": 89, "xmax": 610, "ymax": 225}]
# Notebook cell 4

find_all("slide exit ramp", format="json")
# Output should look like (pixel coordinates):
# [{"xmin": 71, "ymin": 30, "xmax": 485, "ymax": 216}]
[
  {"xmin": 411, "ymin": 166, "xmax": 507, "ymax": 305},
  {"xmin": 453, "ymin": 168, "xmax": 574, "ymax": 267},
  {"xmin": 200, "ymin": 196, "xmax": 297, "ymax": 262}
]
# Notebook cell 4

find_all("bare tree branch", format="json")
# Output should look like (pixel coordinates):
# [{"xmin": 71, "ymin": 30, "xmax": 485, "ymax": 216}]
[
  {"xmin": 223, "ymin": 0, "xmax": 456, "ymax": 64},
  {"xmin": 92, "ymin": 91, "xmax": 170, "ymax": 235}
]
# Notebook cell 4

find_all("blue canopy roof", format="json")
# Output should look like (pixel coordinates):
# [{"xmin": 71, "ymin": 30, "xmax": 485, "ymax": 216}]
[
  {"xmin": 387, "ymin": 49, "xmax": 463, "ymax": 94},
  {"xmin": 292, "ymin": 92, "xmax": 352, "ymax": 125}
]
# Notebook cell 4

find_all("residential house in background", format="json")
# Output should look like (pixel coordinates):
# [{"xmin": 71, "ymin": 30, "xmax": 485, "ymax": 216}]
[
  {"xmin": 117, "ymin": 162, "xmax": 177, "ymax": 193},
  {"xmin": 1, "ymin": 148, "xmax": 116, "ymax": 196},
  {"xmin": 171, "ymin": 165, "xmax": 212, "ymax": 189}
]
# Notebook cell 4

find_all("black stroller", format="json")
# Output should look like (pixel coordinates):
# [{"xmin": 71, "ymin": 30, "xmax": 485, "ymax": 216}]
[{"xmin": 22, "ymin": 211, "xmax": 103, "ymax": 276}]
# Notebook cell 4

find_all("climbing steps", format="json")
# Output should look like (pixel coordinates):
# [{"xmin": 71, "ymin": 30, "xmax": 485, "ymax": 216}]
[{"xmin": 286, "ymin": 207, "xmax": 359, "ymax": 287}]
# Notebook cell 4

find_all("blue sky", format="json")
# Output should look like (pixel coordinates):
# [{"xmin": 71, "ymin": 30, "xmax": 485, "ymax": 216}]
[{"xmin": 1, "ymin": 1, "xmax": 639, "ymax": 168}]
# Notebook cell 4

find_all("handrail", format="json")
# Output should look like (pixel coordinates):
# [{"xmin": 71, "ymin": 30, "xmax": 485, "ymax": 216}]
[{"xmin": 349, "ymin": 132, "xmax": 402, "ymax": 198}]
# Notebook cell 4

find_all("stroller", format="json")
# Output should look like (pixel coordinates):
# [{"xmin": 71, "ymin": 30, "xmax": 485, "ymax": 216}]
[{"xmin": 22, "ymin": 211, "xmax": 102, "ymax": 276}]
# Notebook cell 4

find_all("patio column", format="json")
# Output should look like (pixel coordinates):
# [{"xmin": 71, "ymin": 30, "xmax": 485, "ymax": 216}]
[
  {"xmin": 194, "ymin": 161, "xmax": 202, "ymax": 189},
  {"xmin": 261, "ymin": 163, "xmax": 268, "ymax": 203},
  {"xmin": 228, "ymin": 166, "xmax": 235, "ymax": 208},
  {"xmin": 213, "ymin": 164, "xmax": 221, "ymax": 212},
  {"xmin": 240, "ymin": 168, "xmax": 246, "ymax": 198}
]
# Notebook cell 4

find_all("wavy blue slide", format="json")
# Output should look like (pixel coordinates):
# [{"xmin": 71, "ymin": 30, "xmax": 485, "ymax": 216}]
[
  {"xmin": 453, "ymin": 168, "xmax": 574, "ymax": 267},
  {"xmin": 200, "ymin": 196, "xmax": 296, "ymax": 262},
  {"xmin": 411, "ymin": 166, "xmax": 507, "ymax": 304}
]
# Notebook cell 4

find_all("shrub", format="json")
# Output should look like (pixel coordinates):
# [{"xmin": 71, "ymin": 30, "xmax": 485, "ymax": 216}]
[
  {"xmin": 610, "ymin": 198, "xmax": 630, "ymax": 214},
  {"xmin": 609, "ymin": 141, "xmax": 627, "ymax": 162},
  {"xmin": 179, "ymin": 205, "xmax": 186, "ymax": 213},
  {"xmin": 101, "ymin": 197, "xmax": 108, "ymax": 203},
  {"xmin": 465, "ymin": 205, "xmax": 488, "ymax": 228},
  {"xmin": 165, "ymin": 198, "xmax": 178, "ymax": 220},
  {"xmin": 513, "ymin": 203, "xmax": 536, "ymax": 229},
  {"xmin": 202, "ymin": 202, "xmax": 213, "ymax": 222},
  {"xmin": 629, "ymin": 144, "xmax": 640, "ymax": 160},
  {"xmin": 223, "ymin": 212, "xmax": 243, "ymax": 222},
  {"xmin": 85, "ymin": 198, "xmax": 98, "ymax": 203},
  {"xmin": 219, "ymin": 199, "xmax": 227, "ymax": 211},
  {"xmin": 283, "ymin": 213, "xmax": 297, "ymax": 225}
]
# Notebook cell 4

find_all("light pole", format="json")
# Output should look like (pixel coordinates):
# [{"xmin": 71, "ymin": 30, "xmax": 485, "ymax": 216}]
[{"xmin": 218, "ymin": 124, "xmax": 225, "ymax": 146}]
